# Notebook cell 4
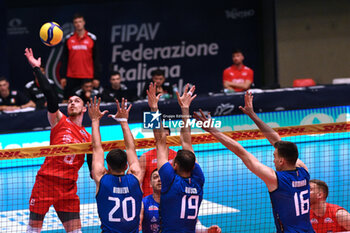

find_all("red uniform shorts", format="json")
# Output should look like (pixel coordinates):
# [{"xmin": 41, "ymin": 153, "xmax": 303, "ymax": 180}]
[{"xmin": 29, "ymin": 174, "xmax": 80, "ymax": 215}]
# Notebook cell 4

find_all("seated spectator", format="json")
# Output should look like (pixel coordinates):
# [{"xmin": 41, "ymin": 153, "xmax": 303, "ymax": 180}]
[
  {"xmin": 101, "ymin": 71, "xmax": 131, "ymax": 102},
  {"xmin": 92, "ymin": 78, "xmax": 104, "ymax": 94},
  {"xmin": 24, "ymin": 65, "xmax": 59, "ymax": 109},
  {"xmin": 0, "ymin": 76, "xmax": 35, "ymax": 111},
  {"xmin": 74, "ymin": 79, "xmax": 99, "ymax": 103},
  {"xmin": 223, "ymin": 49, "xmax": 253, "ymax": 92},
  {"xmin": 141, "ymin": 69, "xmax": 173, "ymax": 99},
  {"xmin": 310, "ymin": 179, "xmax": 350, "ymax": 232}
]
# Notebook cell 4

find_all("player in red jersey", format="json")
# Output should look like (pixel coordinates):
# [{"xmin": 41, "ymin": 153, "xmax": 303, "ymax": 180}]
[
  {"xmin": 25, "ymin": 48, "xmax": 91, "ymax": 233},
  {"xmin": 139, "ymin": 128, "xmax": 177, "ymax": 197},
  {"xmin": 223, "ymin": 49, "xmax": 253, "ymax": 92},
  {"xmin": 310, "ymin": 179, "xmax": 350, "ymax": 232}
]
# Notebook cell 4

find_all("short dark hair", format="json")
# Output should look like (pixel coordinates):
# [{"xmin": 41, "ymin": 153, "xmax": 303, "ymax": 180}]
[
  {"xmin": 232, "ymin": 49, "xmax": 243, "ymax": 55},
  {"xmin": 106, "ymin": 149, "xmax": 128, "ymax": 172},
  {"xmin": 310, "ymin": 179, "xmax": 329, "ymax": 199},
  {"xmin": 73, "ymin": 13, "xmax": 84, "ymax": 21},
  {"xmin": 110, "ymin": 71, "xmax": 121, "ymax": 77},
  {"xmin": 150, "ymin": 168, "xmax": 158, "ymax": 180},
  {"xmin": 83, "ymin": 79, "xmax": 93, "ymax": 85},
  {"xmin": 0, "ymin": 76, "xmax": 8, "ymax": 82},
  {"xmin": 151, "ymin": 69, "xmax": 165, "ymax": 77},
  {"xmin": 164, "ymin": 127, "xmax": 171, "ymax": 136},
  {"xmin": 174, "ymin": 150, "xmax": 196, "ymax": 173},
  {"xmin": 274, "ymin": 141, "xmax": 298, "ymax": 165}
]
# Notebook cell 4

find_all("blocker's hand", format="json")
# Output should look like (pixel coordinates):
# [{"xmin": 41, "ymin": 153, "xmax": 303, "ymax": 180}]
[{"xmin": 24, "ymin": 48, "xmax": 41, "ymax": 68}]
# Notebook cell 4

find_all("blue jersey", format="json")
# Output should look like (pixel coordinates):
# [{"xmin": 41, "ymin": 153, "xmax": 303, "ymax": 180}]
[
  {"xmin": 96, "ymin": 174, "xmax": 142, "ymax": 233},
  {"xmin": 159, "ymin": 162, "xmax": 205, "ymax": 233},
  {"xmin": 142, "ymin": 195, "xmax": 160, "ymax": 233},
  {"xmin": 269, "ymin": 167, "xmax": 315, "ymax": 233}
]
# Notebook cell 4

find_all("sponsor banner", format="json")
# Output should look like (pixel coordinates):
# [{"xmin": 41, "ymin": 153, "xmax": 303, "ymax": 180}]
[
  {"xmin": 6, "ymin": 1, "xmax": 261, "ymax": 95},
  {"xmin": 0, "ymin": 122, "xmax": 348, "ymax": 160}
]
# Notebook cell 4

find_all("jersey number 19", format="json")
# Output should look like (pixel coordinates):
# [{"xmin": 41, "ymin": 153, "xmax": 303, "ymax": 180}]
[{"xmin": 180, "ymin": 195, "xmax": 199, "ymax": 220}]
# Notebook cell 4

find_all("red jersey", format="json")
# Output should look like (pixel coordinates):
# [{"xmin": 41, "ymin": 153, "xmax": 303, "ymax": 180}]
[
  {"xmin": 142, "ymin": 148, "xmax": 177, "ymax": 197},
  {"xmin": 223, "ymin": 65, "xmax": 254, "ymax": 92},
  {"xmin": 310, "ymin": 203, "xmax": 347, "ymax": 233},
  {"xmin": 65, "ymin": 31, "xmax": 96, "ymax": 79},
  {"xmin": 37, "ymin": 115, "xmax": 91, "ymax": 181}
]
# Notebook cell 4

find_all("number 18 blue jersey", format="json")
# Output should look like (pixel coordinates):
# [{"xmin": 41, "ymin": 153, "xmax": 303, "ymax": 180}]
[
  {"xmin": 159, "ymin": 162, "xmax": 205, "ymax": 233},
  {"xmin": 269, "ymin": 167, "xmax": 315, "ymax": 233}
]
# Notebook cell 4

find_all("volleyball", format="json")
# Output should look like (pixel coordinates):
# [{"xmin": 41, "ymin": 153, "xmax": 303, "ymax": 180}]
[{"xmin": 39, "ymin": 22, "xmax": 63, "ymax": 46}]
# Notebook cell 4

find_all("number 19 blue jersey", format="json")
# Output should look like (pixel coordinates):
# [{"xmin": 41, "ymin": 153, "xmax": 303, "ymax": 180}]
[
  {"xmin": 96, "ymin": 174, "xmax": 142, "ymax": 233},
  {"xmin": 159, "ymin": 162, "xmax": 205, "ymax": 233},
  {"xmin": 269, "ymin": 167, "xmax": 315, "ymax": 233}
]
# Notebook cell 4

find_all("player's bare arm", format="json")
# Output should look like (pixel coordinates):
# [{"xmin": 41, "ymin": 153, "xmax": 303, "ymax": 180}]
[
  {"xmin": 109, "ymin": 98, "xmax": 143, "ymax": 183},
  {"xmin": 138, "ymin": 154, "xmax": 147, "ymax": 184},
  {"xmin": 176, "ymin": 84, "xmax": 197, "ymax": 154},
  {"xmin": 336, "ymin": 209, "xmax": 350, "ymax": 230},
  {"xmin": 87, "ymin": 97, "xmax": 108, "ymax": 189},
  {"xmin": 194, "ymin": 109, "xmax": 278, "ymax": 191},
  {"xmin": 239, "ymin": 91, "xmax": 308, "ymax": 171},
  {"xmin": 24, "ymin": 48, "xmax": 62, "ymax": 127},
  {"xmin": 147, "ymin": 82, "xmax": 168, "ymax": 170}
]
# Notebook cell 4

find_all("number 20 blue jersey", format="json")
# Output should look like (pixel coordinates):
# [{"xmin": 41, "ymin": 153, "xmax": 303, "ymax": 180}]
[
  {"xmin": 96, "ymin": 174, "xmax": 142, "ymax": 233},
  {"xmin": 269, "ymin": 167, "xmax": 315, "ymax": 233},
  {"xmin": 159, "ymin": 162, "xmax": 205, "ymax": 233}
]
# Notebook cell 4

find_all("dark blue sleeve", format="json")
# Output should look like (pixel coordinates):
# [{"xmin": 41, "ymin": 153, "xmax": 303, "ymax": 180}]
[
  {"xmin": 159, "ymin": 162, "xmax": 175, "ymax": 193},
  {"xmin": 191, "ymin": 163, "xmax": 205, "ymax": 187}
]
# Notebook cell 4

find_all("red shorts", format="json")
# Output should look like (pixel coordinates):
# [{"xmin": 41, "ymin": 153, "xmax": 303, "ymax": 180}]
[{"xmin": 29, "ymin": 174, "xmax": 80, "ymax": 215}]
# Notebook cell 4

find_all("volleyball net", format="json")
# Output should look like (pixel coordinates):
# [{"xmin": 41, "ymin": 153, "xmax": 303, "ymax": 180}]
[{"xmin": 0, "ymin": 122, "xmax": 349, "ymax": 232}]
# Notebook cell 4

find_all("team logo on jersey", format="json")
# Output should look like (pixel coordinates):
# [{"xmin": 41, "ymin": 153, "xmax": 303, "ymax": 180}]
[
  {"xmin": 148, "ymin": 205, "xmax": 159, "ymax": 211},
  {"xmin": 324, "ymin": 217, "xmax": 334, "ymax": 223},
  {"xmin": 80, "ymin": 130, "xmax": 88, "ymax": 138},
  {"xmin": 143, "ymin": 111, "xmax": 161, "ymax": 129},
  {"xmin": 151, "ymin": 216, "xmax": 158, "ymax": 222},
  {"xmin": 29, "ymin": 198, "xmax": 35, "ymax": 206},
  {"xmin": 310, "ymin": 218, "xmax": 318, "ymax": 224},
  {"xmin": 152, "ymin": 159, "xmax": 157, "ymax": 163},
  {"xmin": 151, "ymin": 223, "xmax": 159, "ymax": 231}
]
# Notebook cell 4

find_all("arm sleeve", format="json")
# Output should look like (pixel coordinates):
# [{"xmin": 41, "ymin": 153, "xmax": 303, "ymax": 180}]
[
  {"xmin": 33, "ymin": 67, "xmax": 59, "ymax": 113},
  {"xmin": 159, "ymin": 162, "xmax": 176, "ymax": 193},
  {"xmin": 86, "ymin": 153, "xmax": 93, "ymax": 179},
  {"xmin": 60, "ymin": 40, "xmax": 68, "ymax": 78},
  {"xmin": 92, "ymin": 39, "xmax": 101, "ymax": 80}
]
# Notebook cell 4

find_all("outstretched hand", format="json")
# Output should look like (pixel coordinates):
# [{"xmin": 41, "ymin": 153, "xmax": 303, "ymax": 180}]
[
  {"xmin": 193, "ymin": 109, "xmax": 214, "ymax": 132},
  {"xmin": 208, "ymin": 225, "xmax": 222, "ymax": 233},
  {"xmin": 176, "ymin": 83, "xmax": 197, "ymax": 108},
  {"xmin": 87, "ymin": 97, "xmax": 109, "ymax": 122},
  {"xmin": 239, "ymin": 91, "xmax": 255, "ymax": 116},
  {"xmin": 108, "ymin": 98, "xmax": 132, "ymax": 120},
  {"xmin": 24, "ymin": 48, "xmax": 41, "ymax": 68},
  {"xmin": 146, "ymin": 82, "xmax": 162, "ymax": 110}
]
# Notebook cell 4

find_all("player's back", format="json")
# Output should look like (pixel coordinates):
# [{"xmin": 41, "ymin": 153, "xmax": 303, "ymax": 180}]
[
  {"xmin": 96, "ymin": 174, "xmax": 142, "ymax": 233},
  {"xmin": 269, "ymin": 167, "xmax": 315, "ymax": 233},
  {"xmin": 159, "ymin": 162, "xmax": 204, "ymax": 233}
]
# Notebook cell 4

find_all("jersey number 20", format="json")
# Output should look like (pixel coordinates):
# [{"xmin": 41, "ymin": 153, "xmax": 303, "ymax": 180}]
[
  {"xmin": 294, "ymin": 190, "xmax": 309, "ymax": 216},
  {"xmin": 180, "ymin": 195, "xmax": 199, "ymax": 220},
  {"xmin": 108, "ymin": 196, "xmax": 136, "ymax": 222}
]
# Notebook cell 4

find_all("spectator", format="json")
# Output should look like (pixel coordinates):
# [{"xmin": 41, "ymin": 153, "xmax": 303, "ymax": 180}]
[
  {"xmin": 223, "ymin": 49, "xmax": 253, "ymax": 92},
  {"xmin": 101, "ymin": 71, "xmax": 132, "ymax": 102},
  {"xmin": 0, "ymin": 76, "xmax": 35, "ymax": 111},
  {"xmin": 139, "ymin": 127, "xmax": 177, "ymax": 197},
  {"xmin": 74, "ymin": 79, "xmax": 99, "ymax": 104},
  {"xmin": 60, "ymin": 13, "xmax": 100, "ymax": 101},
  {"xmin": 24, "ymin": 65, "xmax": 59, "ymax": 109},
  {"xmin": 141, "ymin": 69, "xmax": 173, "ymax": 99},
  {"xmin": 92, "ymin": 78, "xmax": 104, "ymax": 94},
  {"xmin": 310, "ymin": 179, "xmax": 350, "ymax": 232}
]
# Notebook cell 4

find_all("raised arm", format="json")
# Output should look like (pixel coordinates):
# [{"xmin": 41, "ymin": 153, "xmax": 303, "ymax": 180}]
[
  {"xmin": 87, "ymin": 97, "xmax": 109, "ymax": 189},
  {"xmin": 176, "ymin": 84, "xmax": 197, "ymax": 154},
  {"xmin": 194, "ymin": 109, "xmax": 278, "ymax": 192},
  {"xmin": 336, "ymin": 209, "xmax": 350, "ymax": 230},
  {"xmin": 239, "ymin": 92, "xmax": 308, "ymax": 171},
  {"xmin": 24, "ymin": 48, "xmax": 62, "ymax": 127},
  {"xmin": 109, "ymin": 98, "xmax": 142, "ymax": 183},
  {"xmin": 147, "ymin": 83, "xmax": 168, "ymax": 170}
]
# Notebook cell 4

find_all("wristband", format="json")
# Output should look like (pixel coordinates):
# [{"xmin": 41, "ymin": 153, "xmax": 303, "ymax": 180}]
[{"xmin": 112, "ymin": 117, "xmax": 128, "ymax": 122}]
